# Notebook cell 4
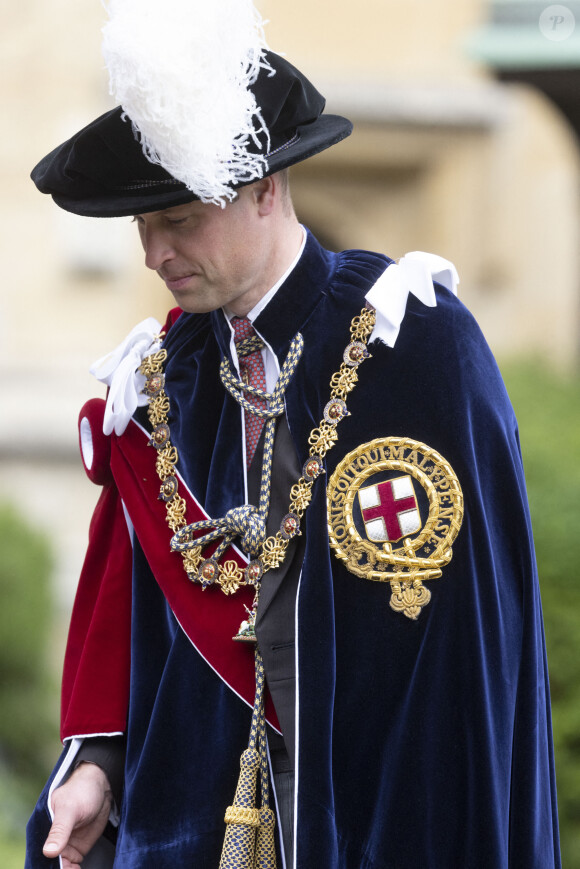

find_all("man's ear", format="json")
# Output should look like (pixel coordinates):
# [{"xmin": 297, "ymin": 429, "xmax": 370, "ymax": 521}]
[{"xmin": 253, "ymin": 174, "xmax": 276, "ymax": 216}]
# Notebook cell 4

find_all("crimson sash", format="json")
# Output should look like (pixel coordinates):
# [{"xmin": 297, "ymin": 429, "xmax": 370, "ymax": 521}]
[{"xmin": 61, "ymin": 399, "xmax": 279, "ymax": 740}]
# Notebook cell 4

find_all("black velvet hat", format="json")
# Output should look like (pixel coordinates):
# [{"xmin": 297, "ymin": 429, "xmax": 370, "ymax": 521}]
[{"xmin": 31, "ymin": 52, "xmax": 352, "ymax": 218}]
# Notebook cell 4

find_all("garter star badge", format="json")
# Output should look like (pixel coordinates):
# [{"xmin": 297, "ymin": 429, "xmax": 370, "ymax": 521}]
[{"xmin": 327, "ymin": 437, "xmax": 463, "ymax": 619}]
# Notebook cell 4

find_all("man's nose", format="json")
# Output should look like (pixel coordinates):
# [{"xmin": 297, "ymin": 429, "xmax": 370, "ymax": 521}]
[{"xmin": 142, "ymin": 228, "xmax": 176, "ymax": 271}]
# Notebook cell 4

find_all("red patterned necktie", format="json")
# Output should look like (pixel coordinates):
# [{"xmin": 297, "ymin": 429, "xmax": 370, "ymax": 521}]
[{"xmin": 232, "ymin": 316, "xmax": 267, "ymax": 467}]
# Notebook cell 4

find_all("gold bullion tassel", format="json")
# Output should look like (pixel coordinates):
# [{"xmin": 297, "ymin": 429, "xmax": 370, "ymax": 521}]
[
  {"xmin": 219, "ymin": 748, "xmax": 261, "ymax": 869},
  {"xmin": 219, "ymin": 649, "xmax": 277, "ymax": 869}
]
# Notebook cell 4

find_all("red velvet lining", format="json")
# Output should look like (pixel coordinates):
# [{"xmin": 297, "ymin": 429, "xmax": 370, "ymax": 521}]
[
  {"xmin": 61, "ymin": 480, "xmax": 133, "ymax": 740},
  {"xmin": 61, "ymin": 402, "xmax": 279, "ymax": 740},
  {"xmin": 110, "ymin": 420, "xmax": 279, "ymax": 729}
]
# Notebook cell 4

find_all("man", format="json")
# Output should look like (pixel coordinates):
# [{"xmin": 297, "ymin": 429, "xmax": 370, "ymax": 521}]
[{"xmin": 26, "ymin": 20, "xmax": 560, "ymax": 869}]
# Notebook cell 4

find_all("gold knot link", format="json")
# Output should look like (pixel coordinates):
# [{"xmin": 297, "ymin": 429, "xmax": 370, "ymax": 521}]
[
  {"xmin": 218, "ymin": 560, "xmax": 245, "ymax": 595},
  {"xmin": 155, "ymin": 445, "xmax": 179, "ymax": 479},
  {"xmin": 139, "ymin": 348, "xmax": 167, "ymax": 376},
  {"xmin": 289, "ymin": 480, "xmax": 313, "ymax": 514},
  {"xmin": 308, "ymin": 422, "xmax": 339, "ymax": 456},
  {"xmin": 261, "ymin": 536, "xmax": 288, "ymax": 571},
  {"xmin": 165, "ymin": 495, "xmax": 187, "ymax": 531},
  {"xmin": 330, "ymin": 365, "xmax": 359, "ymax": 399},
  {"xmin": 148, "ymin": 394, "xmax": 170, "ymax": 426},
  {"xmin": 350, "ymin": 307, "xmax": 376, "ymax": 341},
  {"xmin": 182, "ymin": 546, "xmax": 203, "ymax": 577}
]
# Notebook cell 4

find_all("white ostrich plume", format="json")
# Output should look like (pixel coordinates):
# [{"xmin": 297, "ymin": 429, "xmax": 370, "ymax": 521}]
[{"xmin": 102, "ymin": 0, "xmax": 272, "ymax": 205}]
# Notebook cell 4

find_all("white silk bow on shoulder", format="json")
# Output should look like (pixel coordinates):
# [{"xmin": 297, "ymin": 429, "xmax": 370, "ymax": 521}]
[
  {"xmin": 365, "ymin": 251, "xmax": 459, "ymax": 348},
  {"xmin": 90, "ymin": 317, "xmax": 163, "ymax": 436}
]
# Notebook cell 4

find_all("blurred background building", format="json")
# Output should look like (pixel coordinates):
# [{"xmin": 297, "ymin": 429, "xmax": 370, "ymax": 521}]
[{"xmin": 1, "ymin": 0, "xmax": 579, "ymax": 862}]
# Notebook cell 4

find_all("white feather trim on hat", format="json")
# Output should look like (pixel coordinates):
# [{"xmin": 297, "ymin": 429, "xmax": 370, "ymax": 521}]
[{"xmin": 102, "ymin": 0, "xmax": 272, "ymax": 206}]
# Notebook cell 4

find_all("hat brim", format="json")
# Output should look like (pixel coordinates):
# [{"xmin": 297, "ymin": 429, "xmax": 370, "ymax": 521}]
[{"xmin": 44, "ymin": 113, "xmax": 352, "ymax": 218}]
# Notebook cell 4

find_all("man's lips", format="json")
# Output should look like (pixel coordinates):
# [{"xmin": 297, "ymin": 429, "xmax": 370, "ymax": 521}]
[{"xmin": 161, "ymin": 273, "xmax": 197, "ymax": 291}]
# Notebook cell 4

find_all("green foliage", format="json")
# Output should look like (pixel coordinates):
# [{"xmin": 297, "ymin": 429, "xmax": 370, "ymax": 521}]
[
  {"xmin": 0, "ymin": 760, "xmax": 28, "ymax": 866},
  {"xmin": 501, "ymin": 359, "xmax": 580, "ymax": 865},
  {"xmin": 0, "ymin": 832, "xmax": 25, "ymax": 869},
  {"xmin": 0, "ymin": 503, "xmax": 57, "ymax": 828}
]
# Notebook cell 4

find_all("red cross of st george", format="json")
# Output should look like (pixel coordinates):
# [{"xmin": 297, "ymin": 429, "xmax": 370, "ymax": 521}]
[{"xmin": 361, "ymin": 480, "xmax": 417, "ymax": 541}]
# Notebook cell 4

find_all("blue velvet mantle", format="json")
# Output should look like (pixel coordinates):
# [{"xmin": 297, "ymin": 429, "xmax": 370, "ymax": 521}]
[{"xmin": 27, "ymin": 232, "xmax": 560, "ymax": 868}]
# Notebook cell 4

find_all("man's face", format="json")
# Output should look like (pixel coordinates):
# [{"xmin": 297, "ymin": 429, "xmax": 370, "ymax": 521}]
[{"xmin": 134, "ymin": 184, "xmax": 271, "ymax": 316}]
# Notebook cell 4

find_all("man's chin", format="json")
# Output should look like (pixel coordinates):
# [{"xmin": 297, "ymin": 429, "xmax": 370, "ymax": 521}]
[{"xmin": 168, "ymin": 289, "xmax": 217, "ymax": 315}]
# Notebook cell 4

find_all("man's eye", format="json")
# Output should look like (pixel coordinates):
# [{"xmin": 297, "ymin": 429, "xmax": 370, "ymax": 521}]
[{"xmin": 167, "ymin": 217, "xmax": 188, "ymax": 226}]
